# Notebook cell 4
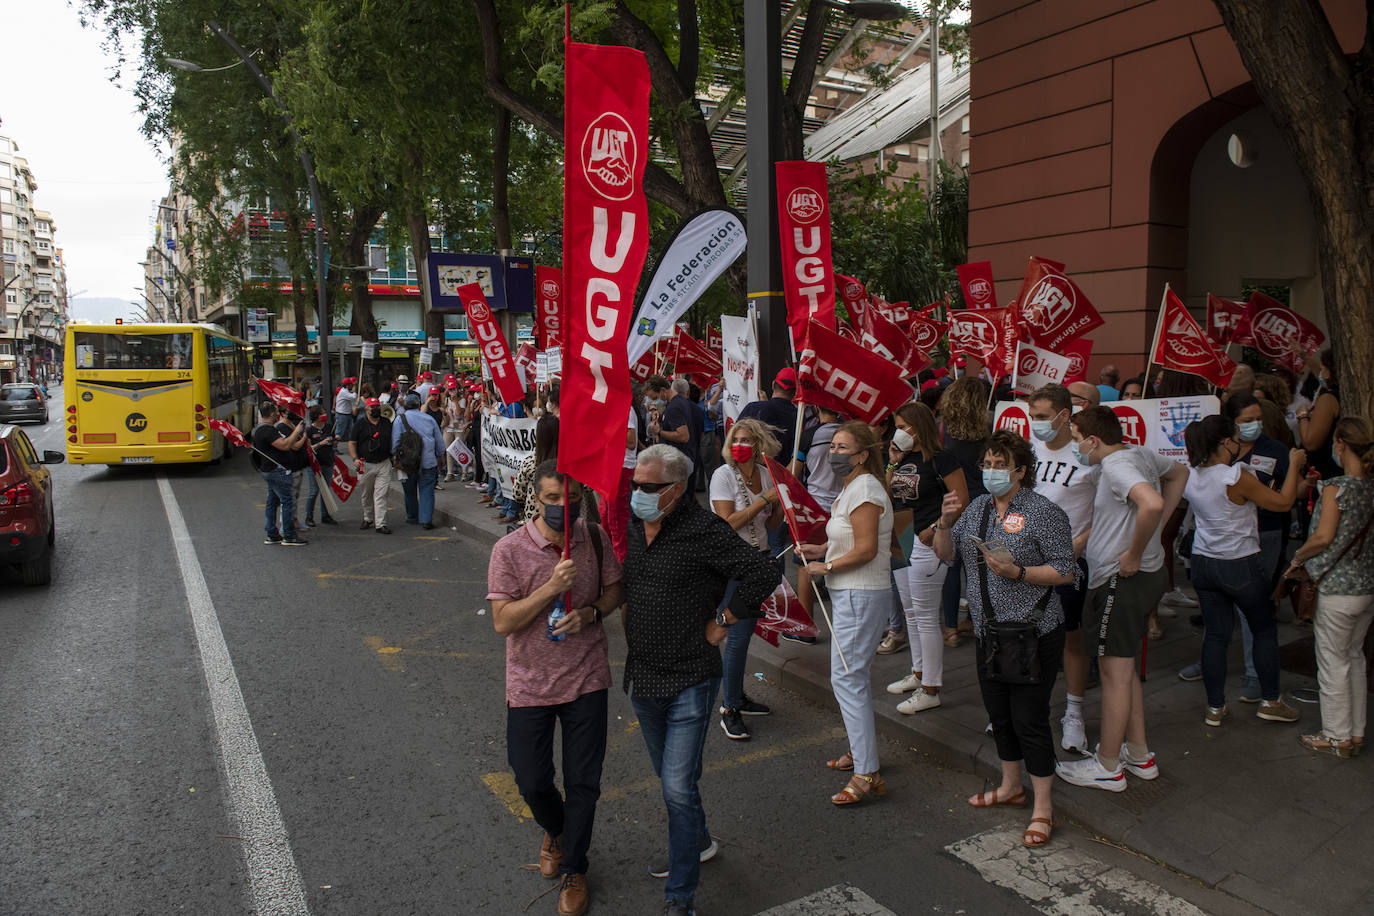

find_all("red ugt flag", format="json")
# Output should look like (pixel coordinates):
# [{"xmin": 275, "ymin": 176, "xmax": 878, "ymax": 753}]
[
  {"xmin": 754, "ymin": 578, "xmax": 819, "ymax": 647},
  {"xmin": 1151, "ymin": 287, "xmax": 1237, "ymax": 388},
  {"xmin": 796, "ymin": 320, "xmax": 914, "ymax": 425},
  {"xmin": 1205, "ymin": 294, "xmax": 1246, "ymax": 347},
  {"xmin": 457, "ymin": 283, "xmax": 525, "ymax": 405},
  {"xmin": 956, "ymin": 261, "xmax": 998, "ymax": 309},
  {"xmin": 1231, "ymin": 291, "xmax": 1325, "ymax": 374},
  {"xmin": 776, "ymin": 161, "xmax": 837, "ymax": 347},
  {"xmin": 253, "ymin": 377, "xmax": 306, "ymax": 418},
  {"xmin": 208, "ymin": 418, "xmax": 250, "ymax": 449},
  {"xmin": 534, "ymin": 265, "xmax": 563, "ymax": 349},
  {"xmin": 948, "ymin": 308, "xmax": 1017, "ymax": 378},
  {"xmin": 1014, "ymin": 257, "xmax": 1104, "ymax": 351},
  {"xmin": 560, "ymin": 39, "xmax": 651, "ymax": 498}
]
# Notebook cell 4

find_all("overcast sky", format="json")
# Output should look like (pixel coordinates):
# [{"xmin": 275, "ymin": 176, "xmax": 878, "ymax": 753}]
[{"xmin": 2, "ymin": 1, "xmax": 168, "ymax": 322}]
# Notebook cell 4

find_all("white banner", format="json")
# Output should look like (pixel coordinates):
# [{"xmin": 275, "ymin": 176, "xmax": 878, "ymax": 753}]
[
  {"xmin": 479, "ymin": 413, "xmax": 538, "ymax": 499},
  {"xmin": 360, "ymin": 341, "xmax": 377, "ymax": 360},
  {"xmin": 427, "ymin": 336, "xmax": 441, "ymax": 353},
  {"xmin": 418, "ymin": 347, "xmax": 433, "ymax": 367},
  {"xmin": 535, "ymin": 352, "xmax": 549, "ymax": 385},
  {"xmin": 994, "ymin": 395, "xmax": 1219, "ymax": 463},
  {"xmin": 546, "ymin": 346, "xmax": 562, "ymax": 376},
  {"xmin": 720, "ymin": 314, "xmax": 758, "ymax": 424},
  {"xmin": 1012, "ymin": 342, "xmax": 1072, "ymax": 394},
  {"xmin": 627, "ymin": 208, "xmax": 747, "ymax": 366}
]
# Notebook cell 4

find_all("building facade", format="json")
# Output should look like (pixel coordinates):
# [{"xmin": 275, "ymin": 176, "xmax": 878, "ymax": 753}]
[
  {"xmin": 0, "ymin": 135, "xmax": 68, "ymax": 383},
  {"xmin": 966, "ymin": 0, "xmax": 1364, "ymax": 377}
]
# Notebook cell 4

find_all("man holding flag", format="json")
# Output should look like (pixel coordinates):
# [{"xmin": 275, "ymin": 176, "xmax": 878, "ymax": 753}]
[{"xmin": 249, "ymin": 401, "xmax": 308, "ymax": 547}]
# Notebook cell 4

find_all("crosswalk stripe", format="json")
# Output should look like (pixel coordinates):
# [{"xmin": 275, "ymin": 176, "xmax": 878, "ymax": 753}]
[
  {"xmin": 946, "ymin": 828, "xmax": 1209, "ymax": 916},
  {"xmin": 753, "ymin": 884, "xmax": 897, "ymax": 915}
]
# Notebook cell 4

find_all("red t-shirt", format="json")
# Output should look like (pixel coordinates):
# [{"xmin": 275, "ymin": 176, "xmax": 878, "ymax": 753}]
[{"xmin": 487, "ymin": 518, "xmax": 621, "ymax": 707}]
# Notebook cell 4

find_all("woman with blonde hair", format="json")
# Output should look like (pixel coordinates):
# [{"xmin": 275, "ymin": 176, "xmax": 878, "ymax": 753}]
[
  {"xmin": 1289, "ymin": 418, "xmax": 1374, "ymax": 757},
  {"xmin": 938, "ymin": 378, "xmax": 992, "ymax": 645},
  {"xmin": 802, "ymin": 420, "xmax": 894, "ymax": 804},
  {"xmin": 710, "ymin": 417, "xmax": 784, "ymax": 741}
]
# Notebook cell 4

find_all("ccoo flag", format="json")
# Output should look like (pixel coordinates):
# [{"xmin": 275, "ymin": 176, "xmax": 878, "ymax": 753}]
[{"xmin": 560, "ymin": 38, "xmax": 651, "ymax": 498}]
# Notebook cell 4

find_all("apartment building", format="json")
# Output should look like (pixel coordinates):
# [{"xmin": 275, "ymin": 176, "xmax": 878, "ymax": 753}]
[{"xmin": 0, "ymin": 134, "xmax": 68, "ymax": 383}]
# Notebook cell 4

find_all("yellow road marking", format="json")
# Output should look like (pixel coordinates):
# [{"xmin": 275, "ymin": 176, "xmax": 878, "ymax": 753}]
[
  {"xmin": 600, "ymin": 725, "xmax": 845, "ymax": 804},
  {"xmin": 481, "ymin": 772, "xmax": 532, "ymax": 821},
  {"xmin": 363, "ymin": 635, "xmax": 479, "ymax": 672}
]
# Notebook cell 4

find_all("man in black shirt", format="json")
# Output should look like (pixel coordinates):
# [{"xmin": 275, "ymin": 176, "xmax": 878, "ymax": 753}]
[
  {"xmin": 652, "ymin": 378, "xmax": 703, "ymax": 476},
  {"xmin": 622, "ymin": 444, "xmax": 781, "ymax": 914},
  {"xmin": 350, "ymin": 396, "xmax": 395, "ymax": 534},
  {"xmin": 250, "ymin": 402, "xmax": 308, "ymax": 546},
  {"xmin": 739, "ymin": 367, "xmax": 799, "ymax": 462},
  {"xmin": 303, "ymin": 405, "xmax": 338, "ymax": 527}
]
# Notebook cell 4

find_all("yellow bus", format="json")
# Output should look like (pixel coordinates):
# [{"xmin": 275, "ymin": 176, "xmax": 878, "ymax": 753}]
[{"xmin": 63, "ymin": 322, "xmax": 255, "ymax": 465}]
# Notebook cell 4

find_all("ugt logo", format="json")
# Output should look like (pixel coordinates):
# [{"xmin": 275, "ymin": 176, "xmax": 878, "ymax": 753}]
[
  {"xmin": 786, "ymin": 188, "xmax": 825, "ymax": 224},
  {"xmin": 126, "ymin": 412, "xmax": 148, "ymax": 432},
  {"xmin": 581, "ymin": 112, "xmax": 636, "ymax": 201}
]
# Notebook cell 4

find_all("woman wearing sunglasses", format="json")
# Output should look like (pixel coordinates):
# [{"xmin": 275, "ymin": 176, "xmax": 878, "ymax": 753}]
[{"xmin": 801, "ymin": 421, "xmax": 894, "ymax": 805}]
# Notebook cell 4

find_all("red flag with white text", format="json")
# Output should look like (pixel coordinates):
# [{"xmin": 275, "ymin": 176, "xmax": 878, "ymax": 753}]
[
  {"xmin": 515, "ymin": 342, "xmax": 539, "ymax": 388},
  {"xmin": 775, "ymin": 161, "xmax": 837, "ymax": 346},
  {"xmin": 948, "ymin": 308, "xmax": 1016, "ymax": 378},
  {"xmin": 796, "ymin": 320, "xmax": 914, "ymax": 425},
  {"xmin": 1014, "ymin": 257, "xmax": 1104, "ymax": 351},
  {"xmin": 1150, "ymin": 287, "xmax": 1236, "ymax": 388},
  {"xmin": 1060, "ymin": 337, "xmax": 1094, "ymax": 381},
  {"xmin": 754, "ymin": 578, "xmax": 819, "ymax": 647},
  {"xmin": 560, "ymin": 39, "xmax": 651, "ymax": 498},
  {"xmin": 457, "ymin": 283, "xmax": 526, "ymax": 405},
  {"xmin": 857, "ymin": 304, "xmax": 930, "ymax": 377},
  {"xmin": 208, "ymin": 418, "xmax": 251, "ymax": 450},
  {"xmin": 253, "ymin": 377, "xmax": 306, "ymax": 418},
  {"xmin": 764, "ymin": 455, "xmax": 830, "ymax": 545},
  {"xmin": 304, "ymin": 438, "xmax": 358, "ymax": 503},
  {"xmin": 669, "ymin": 329, "xmax": 722, "ymax": 377},
  {"xmin": 956, "ymin": 261, "xmax": 998, "ymax": 309},
  {"xmin": 1205, "ymin": 293, "xmax": 1246, "ymax": 347},
  {"xmin": 835, "ymin": 274, "xmax": 869, "ymax": 323},
  {"xmin": 535, "ymin": 265, "xmax": 563, "ymax": 349},
  {"xmin": 1230, "ymin": 291, "xmax": 1325, "ymax": 373}
]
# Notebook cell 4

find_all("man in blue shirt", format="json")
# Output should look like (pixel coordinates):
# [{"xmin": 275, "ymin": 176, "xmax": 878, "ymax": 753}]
[
  {"xmin": 653, "ymin": 378, "xmax": 703, "ymax": 476},
  {"xmin": 391, "ymin": 392, "xmax": 447, "ymax": 529},
  {"xmin": 739, "ymin": 367, "xmax": 798, "ymax": 462}
]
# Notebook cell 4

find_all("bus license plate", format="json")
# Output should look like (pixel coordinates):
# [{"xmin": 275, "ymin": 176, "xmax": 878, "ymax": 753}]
[{"xmin": 121, "ymin": 456, "xmax": 155, "ymax": 464}]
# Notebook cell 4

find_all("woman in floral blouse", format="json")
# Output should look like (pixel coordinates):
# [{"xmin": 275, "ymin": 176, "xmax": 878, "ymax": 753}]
[{"xmin": 1288, "ymin": 417, "xmax": 1374, "ymax": 758}]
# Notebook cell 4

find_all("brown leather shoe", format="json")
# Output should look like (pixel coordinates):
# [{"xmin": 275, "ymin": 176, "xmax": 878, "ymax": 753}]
[
  {"xmin": 557, "ymin": 873, "xmax": 588, "ymax": 916},
  {"xmin": 539, "ymin": 833, "xmax": 562, "ymax": 880}
]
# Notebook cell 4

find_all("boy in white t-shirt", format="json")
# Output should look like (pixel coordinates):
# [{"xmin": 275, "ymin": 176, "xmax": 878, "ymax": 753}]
[
  {"xmin": 1026, "ymin": 385, "xmax": 1100, "ymax": 755},
  {"xmin": 1056, "ymin": 406, "xmax": 1187, "ymax": 793}
]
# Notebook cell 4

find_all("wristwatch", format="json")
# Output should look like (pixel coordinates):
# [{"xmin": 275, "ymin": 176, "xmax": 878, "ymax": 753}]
[
  {"xmin": 715, "ymin": 608, "xmax": 729, "ymax": 627},
  {"xmin": 592, "ymin": 606, "xmax": 603, "ymax": 624},
  {"xmin": 1016, "ymin": 565, "xmax": 1027, "ymax": 581},
  {"xmin": 825, "ymin": 561, "xmax": 834, "ymax": 574}
]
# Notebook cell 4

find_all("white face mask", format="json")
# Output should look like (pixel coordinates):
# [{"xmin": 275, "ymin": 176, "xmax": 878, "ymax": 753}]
[{"xmin": 892, "ymin": 428, "xmax": 915, "ymax": 452}]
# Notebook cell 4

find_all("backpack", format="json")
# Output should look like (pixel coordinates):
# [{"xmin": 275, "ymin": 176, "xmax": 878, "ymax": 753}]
[{"xmin": 395, "ymin": 412, "xmax": 424, "ymax": 475}]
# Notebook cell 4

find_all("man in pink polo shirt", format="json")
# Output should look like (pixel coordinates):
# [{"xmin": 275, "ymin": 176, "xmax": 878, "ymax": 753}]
[{"xmin": 488, "ymin": 459, "xmax": 623, "ymax": 916}]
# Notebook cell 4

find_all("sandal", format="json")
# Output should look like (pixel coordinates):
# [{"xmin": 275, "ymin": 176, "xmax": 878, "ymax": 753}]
[
  {"xmin": 968, "ymin": 788, "xmax": 1027, "ymax": 808},
  {"xmin": 1022, "ymin": 816, "xmax": 1056, "ymax": 848},
  {"xmin": 1148, "ymin": 620, "xmax": 1165, "ymax": 640},
  {"xmin": 1299, "ymin": 732, "xmax": 1355, "ymax": 758},
  {"xmin": 943, "ymin": 627, "xmax": 961, "ymax": 649},
  {"xmin": 1354, "ymin": 738, "xmax": 1365, "ymax": 757},
  {"xmin": 826, "ymin": 750, "xmax": 854, "ymax": 771},
  {"xmin": 832, "ymin": 772, "xmax": 885, "ymax": 806}
]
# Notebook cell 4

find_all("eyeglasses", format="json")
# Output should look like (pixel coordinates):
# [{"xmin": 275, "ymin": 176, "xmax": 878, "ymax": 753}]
[{"xmin": 630, "ymin": 479, "xmax": 675, "ymax": 493}]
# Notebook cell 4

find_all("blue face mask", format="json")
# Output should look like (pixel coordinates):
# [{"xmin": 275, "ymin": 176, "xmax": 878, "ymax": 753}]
[
  {"xmin": 1237, "ymin": 420, "xmax": 1262, "ymax": 442},
  {"xmin": 540, "ymin": 499, "xmax": 582, "ymax": 533},
  {"xmin": 982, "ymin": 468, "xmax": 1015, "ymax": 497},
  {"xmin": 630, "ymin": 487, "xmax": 669, "ymax": 522},
  {"xmin": 1030, "ymin": 420, "xmax": 1057, "ymax": 442},
  {"xmin": 1071, "ymin": 439, "xmax": 1094, "ymax": 467}
]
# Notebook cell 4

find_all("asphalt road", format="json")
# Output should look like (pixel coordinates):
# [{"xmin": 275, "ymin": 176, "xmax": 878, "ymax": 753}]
[{"xmin": 0, "ymin": 391, "xmax": 1260, "ymax": 916}]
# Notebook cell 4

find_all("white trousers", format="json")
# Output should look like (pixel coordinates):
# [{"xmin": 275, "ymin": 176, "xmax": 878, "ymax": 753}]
[
  {"xmin": 1314, "ymin": 592, "xmax": 1374, "ymax": 741},
  {"xmin": 829, "ymin": 587, "xmax": 891, "ymax": 774}
]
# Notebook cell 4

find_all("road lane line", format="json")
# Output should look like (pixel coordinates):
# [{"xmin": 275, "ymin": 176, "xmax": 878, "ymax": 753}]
[
  {"xmin": 481, "ymin": 772, "xmax": 533, "ymax": 821},
  {"xmin": 158, "ymin": 476, "xmax": 310, "ymax": 916},
  {"xmin": 946, "ymin": 827, "xmax": 1208, "ymax": 916}
]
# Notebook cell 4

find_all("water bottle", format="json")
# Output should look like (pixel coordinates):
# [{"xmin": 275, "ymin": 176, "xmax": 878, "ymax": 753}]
[{"xmin": 547, "ymin": 598, "xmax": 567, "ymax": 642}]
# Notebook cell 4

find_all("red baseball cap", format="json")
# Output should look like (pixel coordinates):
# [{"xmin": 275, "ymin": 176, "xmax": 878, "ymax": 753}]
[
  {"xmin": 774, "ymin": 367, "xmax": 798, "ymax": 392},
  {"xmin": 364, "ymin": 397, "xmax": 381, "ymax": 406}
]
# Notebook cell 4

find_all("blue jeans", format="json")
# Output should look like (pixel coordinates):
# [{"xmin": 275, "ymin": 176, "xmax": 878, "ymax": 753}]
[
  {"xmin": 304, "ymin": 465, "xmax": 333, "ymax": 520},
  {"xmin": 721, "ymin": 617, "xmax": 756, "ymax": 711},
  {"xmin": 1193, "ymin": 553, "xmax": 1281, "ymax": 707},
  {"xmin": 260, "ymin": 467, "xmax": 296, "ymax": 538},
  {"xmin": 402, "ymin": 465, "xmax": 438, "ymax": 524},
  {"xmin": 632, "ymin": 677, "xmax": 719, "ymax": 906},
  {"xmin": 942, "ymin": 563, "xmax": 964, "ymax": 629},
  {"xmin": 333, "ymin": 413, "xmax": 353, "ymax": 442}
]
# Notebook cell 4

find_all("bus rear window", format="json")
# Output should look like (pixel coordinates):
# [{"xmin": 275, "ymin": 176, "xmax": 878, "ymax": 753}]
[{"xmin": 73, "ymin": 333, "xmax": 194, "ymax": 370}]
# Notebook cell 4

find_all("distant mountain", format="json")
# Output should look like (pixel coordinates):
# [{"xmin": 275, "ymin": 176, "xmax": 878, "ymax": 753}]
[{"xmin": 69, "ymin": 297, "xmax": 144, "ymax": 324}]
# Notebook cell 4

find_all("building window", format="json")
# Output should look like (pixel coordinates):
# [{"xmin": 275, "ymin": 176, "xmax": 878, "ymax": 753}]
[
  {"xmin": 962, "ymin": 115, "xmax": 970, "ymax": 134},
  {"xmin": 1, "ymin": 214, "xmax": 11, "ymax": 229},
  {"xmin": 2, "ymin": 239, "xmax": 11, "ymax": 254},
  {"xmin": 0, "ymin": 188, "xmax": 10, "ymax": 204},
  {"xmin": 916, "ymin": 144, "xmax": 930, "ymax": 162},
  {"xmin": 893, "ymin": 143, "xmax": 911, "ymax": 157},
  {"xmin": 961, "ymin": 148, "xmax": 970, "ymax": 167}
]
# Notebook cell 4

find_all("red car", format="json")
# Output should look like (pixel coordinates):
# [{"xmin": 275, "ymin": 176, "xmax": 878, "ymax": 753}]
[{"xmin": 0, "ymin": 423, "xmax": 63, "ymax": 585}]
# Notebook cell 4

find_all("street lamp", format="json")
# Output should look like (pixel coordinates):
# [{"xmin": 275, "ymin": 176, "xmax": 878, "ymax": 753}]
[
  {"xmin": 743, "ymin": 0, "xmax": 906, "ymax": 384},
  {"xmin": 166, "ymin": 23, "xmax": 333, "ymax": 401},
  {"xmin": 164, "ymin": 50, "xmax": 258, "ymax": 73}
]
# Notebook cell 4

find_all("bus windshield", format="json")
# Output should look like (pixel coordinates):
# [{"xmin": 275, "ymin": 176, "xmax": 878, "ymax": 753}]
[{"xmin": 73, "ymin": 332, "xmax": 195, "ymax": 370}]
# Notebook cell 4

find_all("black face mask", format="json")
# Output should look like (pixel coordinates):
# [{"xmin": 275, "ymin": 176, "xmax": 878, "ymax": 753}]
[
  {"xmin": 541, "ymin": 499, "xmax": 582, "ymax": 533},
  {"xmin": 368, "ymin": 409, "xmax": 381, "ymax": 419}
]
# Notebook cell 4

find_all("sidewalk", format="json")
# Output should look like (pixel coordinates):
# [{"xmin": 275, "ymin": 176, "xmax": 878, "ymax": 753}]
[{"xmin": 422, "ymin": 480, "xmax": 1374, "ymax": 916}]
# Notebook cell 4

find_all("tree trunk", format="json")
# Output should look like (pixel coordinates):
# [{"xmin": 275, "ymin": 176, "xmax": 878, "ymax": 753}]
[
  {"xmin": 1210, "ymin": 0, "xmax": 1374, "ymax": 419},
  {"xmin": 283, "ymin": 209, "xmax": 310, "ymax": 355},
  {"xmin": 346, "ymin": 226, "xmax": 377, "ymax": 342},
  {"xmin": 406, "ymin": 208, "xmax": 444, "ymax": 348}
]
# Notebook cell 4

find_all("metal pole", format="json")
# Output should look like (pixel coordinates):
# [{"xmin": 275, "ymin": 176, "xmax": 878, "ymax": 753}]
[
  {"xmin": 208, "ymin": 20, "xmax": 332, "ymax": 406},
  {"xmin": 928, "ymin": 8, "xmax": 940, "ymax": 198},
  {"xmin": 744, "ymin": 0, "xmax": 788, "ymax": 385}
]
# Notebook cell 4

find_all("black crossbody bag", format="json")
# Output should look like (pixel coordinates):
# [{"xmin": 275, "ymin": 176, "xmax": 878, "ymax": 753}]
[{"xmin": 975, "ymin": 501, "xmax": 1052, "ymax": 685}]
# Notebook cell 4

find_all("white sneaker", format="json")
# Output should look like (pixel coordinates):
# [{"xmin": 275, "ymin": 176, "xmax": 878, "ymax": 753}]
[
  {"xmin": 886, "ymin": 673, "xmax": 921, "ymax": 695},
  {"xmin": 1162, "ymin": 588, "xmax": 1199, "ymax": 608},
  {"xmin": 1118, "ymin": 743, "xmax": 1159, "ymax": 780},
  {"xmin": 897, "ymin": 690, "xmax": 942, "ymax": 714},
  {"xmin": 1055, "ymin": 753, "xmax": 1127, "ymax": 792},
  {"xmin": 1060, "ymin": 713, "xmax": 1089, "ymax": 755},
  {"xmin": 1156, "ymin": 604, "xmax": 1178, "ymax": 618}
]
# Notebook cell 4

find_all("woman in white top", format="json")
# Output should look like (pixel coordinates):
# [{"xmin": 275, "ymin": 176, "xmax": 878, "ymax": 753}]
[
  {"xmin": 1183, "ymin": 415, "xmax": 1306, "ymax": 727},
  {"xmin": 710, "ymin": 418, "xmax": 784, "ymax": 740},
  {"xmin": 801, "ymin": 421, "xmax": 894, "ymax": 805}
]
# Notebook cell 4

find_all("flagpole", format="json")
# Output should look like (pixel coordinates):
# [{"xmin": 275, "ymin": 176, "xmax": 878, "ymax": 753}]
[
  {"xmin": 791, "ymin": 529, "xmax": 847, "ymax": 673},
  {"xmin": 1145, "ymin": 284, "xmax": 1169, "ymax": 392}
]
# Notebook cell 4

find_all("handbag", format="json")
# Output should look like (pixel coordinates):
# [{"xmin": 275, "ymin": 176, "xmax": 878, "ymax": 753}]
[
  {"xmin": 975, "ymin": 501, "xmax": 1053, "ymax": 685},
  {"xmin": 1272, "ymin": 502, "xmax": 1374, "ymax": 622}
]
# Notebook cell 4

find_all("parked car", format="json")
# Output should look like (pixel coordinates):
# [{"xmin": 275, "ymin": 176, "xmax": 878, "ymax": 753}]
[
  {"xmin": 0, "ymin": 424, "xmax": 63, "ymax": 585},
  {"xmin": 0, "ymin": 383, "xmax": 48, "ymax": 425}
]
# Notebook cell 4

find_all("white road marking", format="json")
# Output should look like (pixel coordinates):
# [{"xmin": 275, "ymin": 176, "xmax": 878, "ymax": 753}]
[
  {"xmin": 158, "ymin": 476, "xmax": 309, "ymax": 915},
  {"xmin": 947, "ymin": 828, "xmax": 1207, "ymax": 916},
  {"xmin": 754, "ymin": 884, "xmax": 897, "ymax": 915}
]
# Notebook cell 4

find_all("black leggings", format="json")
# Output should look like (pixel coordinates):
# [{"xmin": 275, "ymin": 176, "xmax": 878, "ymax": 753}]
[{"xmin": 976, "ymin": 626, "xmax": 1065, "ymax": 778}]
